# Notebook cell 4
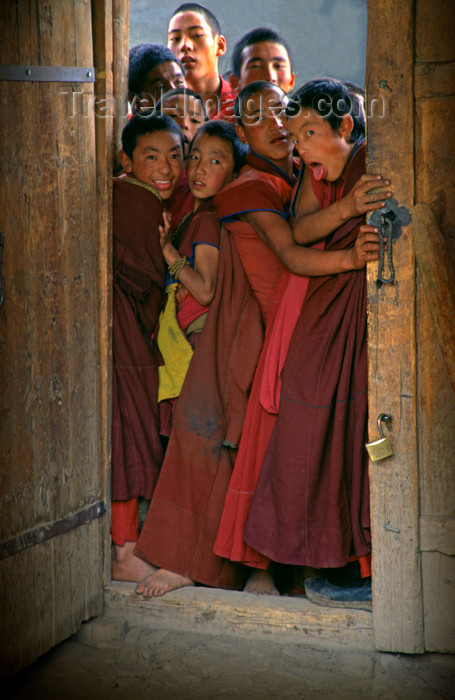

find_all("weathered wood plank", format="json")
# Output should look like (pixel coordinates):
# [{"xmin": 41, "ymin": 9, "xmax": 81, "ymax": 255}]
[
  {"xmin": 366, "ymin": 0, "xmax": 423, "ymax": 653},
  {"xmin": 0, "ymin": 0, "xmax": 101, "ymax": 529},
  {"xmin": 415, "ymin": 0, "xmax": 455, "ymax": 63},
  {"xmin": 0, "ymin": 0, "xmax": 105, "ymax": 678},
  {"xmin": 102, "ymin": 583, "xmax": 375, "ymax": 651},
  {"xmin": 412, "ymin": 204, "xmax": 455, "ymax": 392},
  {"xmin": 0, "ymin": 519, "xmax": 104, "ymax": 680},
  {"xmin": 52, "ymin": 519, "xmax": 104, "ymax": 644},
  {"xmin": 91, "ymin": 0, "xmax": 115, "ymax": 585},
  {"xmin": 414, "ymin": 62, "xmax": 455, "ymax": 99},
  {"xmin": 413, "ymin": 3, "xmax": 455, "ymax": 654},
  {"xmin": 415, "ymin": 98, "xmax": 455, "ymax": 243},
  {"xmin": 420, "ymin": 517, "xmax": 455, "ymax": 556},
  {"xmin": 417, "ymin": 289, "xmax": 455, "ymax": 519},
  {"xmin": 421, "ymin": 552, "xmax": 455, "ymax": 652}
]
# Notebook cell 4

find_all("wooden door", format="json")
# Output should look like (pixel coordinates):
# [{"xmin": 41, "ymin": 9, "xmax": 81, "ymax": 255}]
[
  {"xmin": 0, "ymin": 0, "xmax": 124, "ymax": 677},
  {"xmin": 366, "ymin": 0, "xmax": 455, "ymax": 653}
]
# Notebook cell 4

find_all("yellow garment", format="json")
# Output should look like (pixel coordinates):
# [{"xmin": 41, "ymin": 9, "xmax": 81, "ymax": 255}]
[{"xmin": 157, "ymin": 284, "xmax": 194, "ymax": 401}]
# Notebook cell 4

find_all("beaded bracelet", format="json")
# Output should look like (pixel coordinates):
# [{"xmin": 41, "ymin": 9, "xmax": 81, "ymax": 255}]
[{"xmin": 168, "ymin": 255, "xmax": 189, "ymax": 280}]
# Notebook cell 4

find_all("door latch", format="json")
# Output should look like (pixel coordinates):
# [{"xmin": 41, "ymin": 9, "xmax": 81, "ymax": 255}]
[{"xmin": 368, "ymin": 198, "xmax": 411, "ymax": 286}]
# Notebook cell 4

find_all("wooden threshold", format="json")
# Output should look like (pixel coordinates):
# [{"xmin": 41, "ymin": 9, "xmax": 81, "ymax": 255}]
[{"xmin": 103, "ymin": 582, "xmax": 374, "ymax": 651}]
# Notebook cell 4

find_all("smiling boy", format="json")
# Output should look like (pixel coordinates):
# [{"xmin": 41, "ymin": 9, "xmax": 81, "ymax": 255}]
[
  {"xmin": 111, "ymin": 114, "xmax": 193, "ymax": 582},
  {"xmin": 167, "ymin": 3, "xmax": 236, "ymax": 118}
]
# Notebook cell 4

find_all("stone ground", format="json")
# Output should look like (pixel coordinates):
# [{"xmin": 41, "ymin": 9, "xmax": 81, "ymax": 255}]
[{"xmin": 3, "ymin": 583, "xmax": 455, "ymax": 700}]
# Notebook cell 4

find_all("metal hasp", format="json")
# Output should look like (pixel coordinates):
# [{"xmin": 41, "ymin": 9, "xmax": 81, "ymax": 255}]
[
  {"xmin": 368, "ymin": 197, "xmax": 412, "ymax": 286},
  {"xmin": 0, "ymin": 65, "xmax": 95, "ymax": 83},
  {"xmin": 0, "ymin": 232, "xmax": 4, "ymax": 307}
]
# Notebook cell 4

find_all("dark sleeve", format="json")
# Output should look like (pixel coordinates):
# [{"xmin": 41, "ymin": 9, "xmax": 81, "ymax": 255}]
[{"xmin": 113, "ymin": 179, "xmax": 166, "ymax": 295}]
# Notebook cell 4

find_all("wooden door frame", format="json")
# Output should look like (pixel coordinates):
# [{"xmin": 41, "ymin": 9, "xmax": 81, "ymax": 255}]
[
  {"xmin": 366, "ymin": 0, "xmax": 424, "ymax": 653},
  {"xmin": 105, "ymin": 0, "xmax": 455, "ymax": 656},
  {"xmin": 92, "ymin": 0, "xmax": 130, "ymax": 585},
  {"xmin": 104, "ymin": 0, "xmax": 421, "ymax": 653}
]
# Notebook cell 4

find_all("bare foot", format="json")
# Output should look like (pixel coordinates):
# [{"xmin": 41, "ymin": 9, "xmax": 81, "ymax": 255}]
[
  {"xmin": 111, "ymin": 541, "xmax": 158, "ymax": 582},
  {"xmin": 244, "ymin": 568, "xmax": 279, "ymax": 595},
  {"xmin": 135, "ymin": 569, "xmax": 194, "ymax": 597}
]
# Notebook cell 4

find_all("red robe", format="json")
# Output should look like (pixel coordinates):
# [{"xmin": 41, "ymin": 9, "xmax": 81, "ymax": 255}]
[
  {"xmin": 244, "ymin": 142, "xmax": 372, "ymax": 569},
  {"xmin": 112, "ymin": 175, "xmax": 193, "ymax": 501},
  {"xmin": 214, "ymin": 150, "xmax": 296, "ymax": 323},
  {"xmin": 134, "ymin": 229, "xmax": 264, "ymax": 589},
  {"xmin": 213, "ymin": 168, "xmax": 324, "ymax": 568},
  {"xmin": 134, "ymin": 152, "xmax": 295, "ymax": 589},
  {"xmin": 158, "ymin": 199, "xmax": 221, "ymax": 437},
  {"xmin": 173, "ymin": 198, "xmax": 221, "ymax": 331}
]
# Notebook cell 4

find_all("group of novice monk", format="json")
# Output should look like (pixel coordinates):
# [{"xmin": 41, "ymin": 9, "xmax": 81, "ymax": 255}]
[{"xmin": 111, "ymin": 3, "xmax": 392, "ymax": 609}]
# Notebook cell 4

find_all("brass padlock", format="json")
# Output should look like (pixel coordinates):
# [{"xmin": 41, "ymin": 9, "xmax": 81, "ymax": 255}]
[{"xmin": 365, "ymin": 413, "xmax": 393, "ymax": 461}]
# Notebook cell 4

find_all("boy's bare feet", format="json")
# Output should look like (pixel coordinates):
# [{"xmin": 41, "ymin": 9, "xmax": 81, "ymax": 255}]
[
  {"xmin": 135, "ymin": 569, "xmax": 194, "ymax": 597},
  {"xmin": 243, "ymin": 568, "xmax": 279, "ymax": 595},
  {"xmin": 111, "ymin": 541, "xmax": 158, "ymax": 582}
]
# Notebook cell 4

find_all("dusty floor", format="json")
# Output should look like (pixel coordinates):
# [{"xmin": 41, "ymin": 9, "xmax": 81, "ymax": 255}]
[{"xmin": 3, "ymin": 584, "xmax": 455, "ymax": 700}]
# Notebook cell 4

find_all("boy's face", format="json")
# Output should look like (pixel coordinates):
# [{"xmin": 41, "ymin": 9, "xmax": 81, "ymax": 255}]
[
  {"xmin": 136, "ymin": 61, "xmax": 187, "ymax": 112},
  {"xmin": 236, "ymin": 87, "xmax": 292, "ymax": 166},
  {"xmin": 167, "ymin": 11, "xmax": 226, "ymax": 85},
  {"xmin": 287, "ymin": 108, "xmax": 353, "ymax": 182},
  {"xmin": 186, "ymin": 132, "xmax": 235, "ymax": 201},
  {"xmin": 121, "ymin": 131, "xmax": 184, "ymax": 199},
  {"xmin": 232, "ymin": 41, "xmax": 295, "ymax": 94},
  {"xmin": 161, "ymin": 94, "xmax": 207, "ymax": 148}
]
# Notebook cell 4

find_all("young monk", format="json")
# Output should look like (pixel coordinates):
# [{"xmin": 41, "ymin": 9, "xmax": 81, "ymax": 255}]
[
  {"xmin": 128, "ymin": 43, "xmax": 187, "ymax": 115},
  {"xmin": 231, "ymin": 27, "xmax": 295, "ymax": 93},
  {"xmin": 155, "ymin": 87, "xmax": 208, "ymax": 155},
  {"xmin": 126, "ymin": 45, "xmax": 194, "ymax": 224},
  {"xmin": 134, "ymin": 81, "xmax": 382, "ymax": 597},
  {"xmin": 213, "ymin": 80, "xmax": 386, "ymax": 595},
  {"xmin": 217, "ymin": 27, "xmax": 295, "ymax": 123},
  {"xmin": 242, "ymin": 78, "xmax": 392, "ymax": 609},
  {"xmin": 134, "ymin": 121, "xmax": 261, "ymax": 596},
  {"xmin": 156, "ymin": 120, "xmax": 244, "ymax": 433},
  {"xmin": 111, "ymin": 114, "xmax": 191, "ymax": 581},
  {"xmin": 167, "ymin": 3, "xmax": 236, "ymax": 118}
]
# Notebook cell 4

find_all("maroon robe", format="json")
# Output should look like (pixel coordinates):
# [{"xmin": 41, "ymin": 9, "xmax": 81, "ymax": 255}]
[
  {"xmin": 112, "ymin": 176, "xmax": 193, "ymax": 501},
  {"xmin": 158, "ymin": 198, "xmax": 221, "ymax": 437},
  {"xmin": 173, "ymin": 197, "xmax": 221, "ymax": 330},
  {"xmin": 134, "ymin": 152, "xmax": 295, "ymax": 589},
  {"xmin": 244, "ymin": 142, "xmax": 372, "ymax": 568},
  {"xmin": 214, "ymin": 149, "xmax": 296, "ymax": 323},
  {"xmin": 135, "ymin": 229, "xmax": 264, "ymax": 589}
]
